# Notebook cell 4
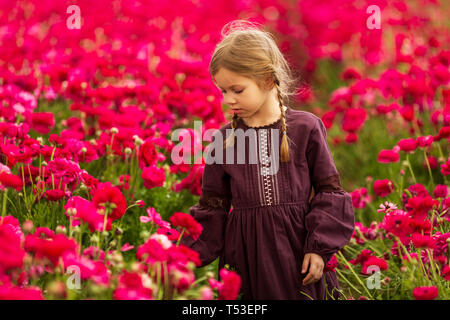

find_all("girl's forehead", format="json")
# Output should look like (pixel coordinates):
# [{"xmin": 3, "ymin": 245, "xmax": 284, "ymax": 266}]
[{"xmin": 213, "ymin": 69, "xmax": 252, "ymax": 87}]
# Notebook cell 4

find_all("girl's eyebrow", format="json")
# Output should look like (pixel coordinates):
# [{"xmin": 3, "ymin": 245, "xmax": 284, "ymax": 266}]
[{"xmin": 217, "ymin": 84, "xmax": 244, "ymax": 90}]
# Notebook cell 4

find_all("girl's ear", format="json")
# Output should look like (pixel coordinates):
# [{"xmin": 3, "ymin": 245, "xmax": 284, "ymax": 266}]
[{"xmin": 261, "ymin": 76, "xmax": 275, "ymax": 91}]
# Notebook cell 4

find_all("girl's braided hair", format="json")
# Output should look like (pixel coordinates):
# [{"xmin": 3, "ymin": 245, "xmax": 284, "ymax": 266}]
[{"xmin": 209, "ymin": 20, "xmax": 299, "ymax": 162}]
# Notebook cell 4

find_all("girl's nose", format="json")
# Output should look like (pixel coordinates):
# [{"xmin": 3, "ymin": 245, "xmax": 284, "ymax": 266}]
[{"xmin": 224, "ymin": 95, "xmax": 237, "ymax": 105}]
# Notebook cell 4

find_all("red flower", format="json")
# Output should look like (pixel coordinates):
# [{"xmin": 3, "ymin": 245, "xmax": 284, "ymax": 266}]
[
  {"xmin": 434, "ymin": 185, "xmax": 449, "ymax": 198},
  {"xmin": 24, "ymin": 232, "xmax": 78, "ymax": 266},
  {"xmin": 412, "ymin": 286, "xmax": 438, "ymax": 300},
  {"xmin": 169, "ymin": 212, "xmax": 203, "ymax": 241},
  {"xmin": 361, "ymin": 256, "xmax": 389, "ymax": 275},
  {"xmin": 137, "ymin": 238, "xmax": 168, "ymax": 265},
  {"xmin": 31, "ymin": 112, "xmax": 55, "ymax": 134},
  {"xmin": 139, "ymin": 139, "xmax": 158, "ymax": 168},
  {"xmin": 64, "ymin": 196, "xmax": 112, "ymax": 233},
  {"xmin": 92, "ymin": 184, "xmax": 127, "ymax": 221},
  {"xmin": 441, "ymin": 265, "xmax": 450, "ymax": 281},
  {"xmin": 411, "ymin": 233, "xmax": 437, "ymax": 249},
  {"xmin": 405, "ymin": 196, "xmax": 440, "ymax": 219},
  {"xmin": 0, "ymin": 172, "xmax": 23, "ymax": 191},
  {"xmin": 417, "ymin": 135, "xmax": 434, "ymax": 148},
  {"xmin": 397, "ymin": 138, "xmax": 418, "ymax": 153},
  {"xmin": 377, "ymin": 150, "xmax": 399, "ymax": 163},
  {"xmin": 441, "ymin": 158, "xmax": 450, "ymax": 176},
  {"xmin": 217, "ymin": 268, "xmax": 242, "ymax": 300},
  {"xmin": 113, "ymin": 271, "xmax": 153, "ymax": 300},
  {"xmin": 44, "ymin": 189, "xmax": 66, "ymax": 201},
  {"xmin": 324, "ymin": 255, "xmax": 338, "ymax": 273},
  {"xmin": 0, "ymin": 221, "xmax": 25, "ymax": 273},
  {"xmin": 141, "ymin": 166, "xmax": 165, "ymax": 189},
  {"xmin": 373, "ymin": 179, "xmax": 394, "ymax": 197}
]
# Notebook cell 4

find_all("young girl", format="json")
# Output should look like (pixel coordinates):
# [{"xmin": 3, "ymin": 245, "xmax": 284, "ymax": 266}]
[{"xmin": 179, "ymin": 21, "xmax": 355, "ymax": 300}]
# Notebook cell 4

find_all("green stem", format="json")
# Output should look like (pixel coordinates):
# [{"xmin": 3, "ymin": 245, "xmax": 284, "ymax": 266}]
[
  {"xmin": 336, "ymin": 251, "xmax": 374, "ymax": 299},
  {"xmin": 406, "ymin": 153, "xmax": 417, "ymax": 184},
  {"xmin": 1, "ymin": 189, "xmax": 7, "ymax": 218},
  {"xmin": 335, "ymin": 268, "xmax": 363, "ymax": 295},
  {"xmin": 176, "ymin": 228, "xmax": 185, "ymax": 246},
  {"xmin": 423, "ymin": 149, "xmax": 435, "ymax": 188}
]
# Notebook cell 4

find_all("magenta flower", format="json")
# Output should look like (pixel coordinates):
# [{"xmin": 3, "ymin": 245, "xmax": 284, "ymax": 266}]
[
  {"xmin": 377, "ymin": 149, "xmax": 400, "ymax": 163},
  {"xmin": 140, "ymin": 207, "xmax": 170, "ymax": 229}
]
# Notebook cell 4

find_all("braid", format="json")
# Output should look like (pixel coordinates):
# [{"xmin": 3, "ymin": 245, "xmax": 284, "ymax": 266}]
[
  {"xmin": 274, "ymin": 76, "xmax": 291, "ymax": 162},
  {"xmin": 224, "ymin": 113, "xmax": 239, "ymax": 149}
]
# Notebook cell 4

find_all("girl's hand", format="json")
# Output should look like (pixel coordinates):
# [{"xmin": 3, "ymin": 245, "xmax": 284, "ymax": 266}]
[{"xmin": 301, "ymin": 253, "xmax": 324, "ymax": 286}]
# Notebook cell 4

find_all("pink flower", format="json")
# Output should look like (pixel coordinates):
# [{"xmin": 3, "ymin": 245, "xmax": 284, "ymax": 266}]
[
  {"xmin": 64, "ymin": 196, "xmax": 112, "ymax": 233},
  {"xmin": 413, "ymin": 286, "xmax": 438, "ymax": 300},
  {"xmin": 0, "ymin": 164, "xmax": 11, "ymax": 191},
  {"xmin": 121, "ymin": 243, "xmax": 135, "ymax": 252},
  {"xmin": 434, "ymin": 185, "xmax": 449, "ymax": 198},
  {"xmin": 62, "ymin": 252, "xmax": 110, "ymax": 285},
  {"xmin": 0, "ymin": 220, "xmax": 25, "ymax": 273},
  {"xmin": 140, "ymin": 207, "xmax": 170, "ymax": 229},
  {"xmin": 377, "ymin": 150, "xmax": 400, "ymax": 163},
  {"xmin": 0, "ymin": 284, "xmax": 44, "ymax": 300},
  {"xmin": 113, "ymin": 271, "xmax": 153, "ymax": 300}
]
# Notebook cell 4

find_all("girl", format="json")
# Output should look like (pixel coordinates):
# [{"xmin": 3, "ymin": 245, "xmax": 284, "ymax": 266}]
[{"xmin": 179, "ymin": 20, "xmax": 355, "ymax": 300}]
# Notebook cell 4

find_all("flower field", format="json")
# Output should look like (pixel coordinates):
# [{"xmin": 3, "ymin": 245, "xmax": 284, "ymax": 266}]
[{"xmin": 0, "ymin": 0, "xmax": 449, "ymax": 300}]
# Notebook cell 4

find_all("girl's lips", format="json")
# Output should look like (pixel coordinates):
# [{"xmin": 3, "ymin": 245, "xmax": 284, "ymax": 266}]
[{"xmin": 231, "ymin": 109, "xmax": 242, "ymax": 114}]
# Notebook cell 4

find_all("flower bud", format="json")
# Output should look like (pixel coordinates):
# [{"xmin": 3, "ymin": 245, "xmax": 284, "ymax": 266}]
[
  {"xmin": 90, "ymin": 235, "xmax": 99, "ymax": 244},
  {"xmin": 111, "ymin": 127, "xmax": 119, "ymax": 134},
  {"xmin": 109, "ymin": 240, "xmax": 117, "ymax": 248},
  {"xmin": 46, "ymin": 280, "xmax": 67, "ymax": 299},
  {"xmin": 140, "ymin": 230, "xmax": 150, "ymax": 240},
  {"xmin": 72, "ymin": 226, "xmax": 80, "ymax": 235},
  {"xmin": 23, "ymin": 220, "xmax": 34, "ymax": 233},
  {"xmin": 81, "ymin": 147, "xmax": 87, "ymax": 153},
  {"xmin": 115, "ymin": 227, "xmax": 123, "ymax": 236},
  {"xmin": 125, "ymin": 147, "xmax": 132, "ymax": 155},
  {"xmin": 56, "ymin": 225, "xmax": 67, "ymax": 235},
  {"xmin": 67, "ymin": 207, "xmax": 77, "ymax": 217},
  {"xmin": 101, "ymin": 230, "xmax": 109, "ymax": 237}
]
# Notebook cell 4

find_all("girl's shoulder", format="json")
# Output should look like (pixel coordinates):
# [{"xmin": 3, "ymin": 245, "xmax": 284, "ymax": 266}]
[{"xmin": 286, "ymin": 108, "xmax": 322, "ymax": 135}]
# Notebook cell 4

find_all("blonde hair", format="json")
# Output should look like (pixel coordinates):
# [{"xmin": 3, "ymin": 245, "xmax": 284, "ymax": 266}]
[{"xmin": 210, "ymin": 20, "xmax": 299, "ymax": 162}]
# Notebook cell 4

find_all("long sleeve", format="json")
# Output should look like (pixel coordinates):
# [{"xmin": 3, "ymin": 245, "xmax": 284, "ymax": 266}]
[
  {"xmin": 178, "ymin": 143, "xmax": 232, "ymax": 268},
  {"xmin": 304, "ymin": 117, "xmax": 355, "ymax": 266}
]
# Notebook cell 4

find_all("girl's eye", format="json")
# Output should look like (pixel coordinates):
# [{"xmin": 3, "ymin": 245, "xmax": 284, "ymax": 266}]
[{"xmin": 221, "ymin": 89, "xmax": 244, "ymax": 94}]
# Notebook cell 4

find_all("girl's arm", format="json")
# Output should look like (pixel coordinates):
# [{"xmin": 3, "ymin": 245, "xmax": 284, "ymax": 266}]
[
  {"xmin": 178, "ymin": 139, "xmax": 232, "ymax": 268},
  {"xmin": 304, "ymin": 117, "xmax": 355, "ymax": 265}
]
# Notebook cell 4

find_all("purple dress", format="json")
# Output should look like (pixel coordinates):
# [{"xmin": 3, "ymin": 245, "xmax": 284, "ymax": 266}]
[{"xmin": 179, "ymin": 107, "xmax": 355, "ymax": 300}]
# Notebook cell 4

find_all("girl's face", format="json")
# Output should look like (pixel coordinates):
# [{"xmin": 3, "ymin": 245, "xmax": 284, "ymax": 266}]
[{"xmin": 213, "ymin": 67, "xmax": 275, "ymax": 119}]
